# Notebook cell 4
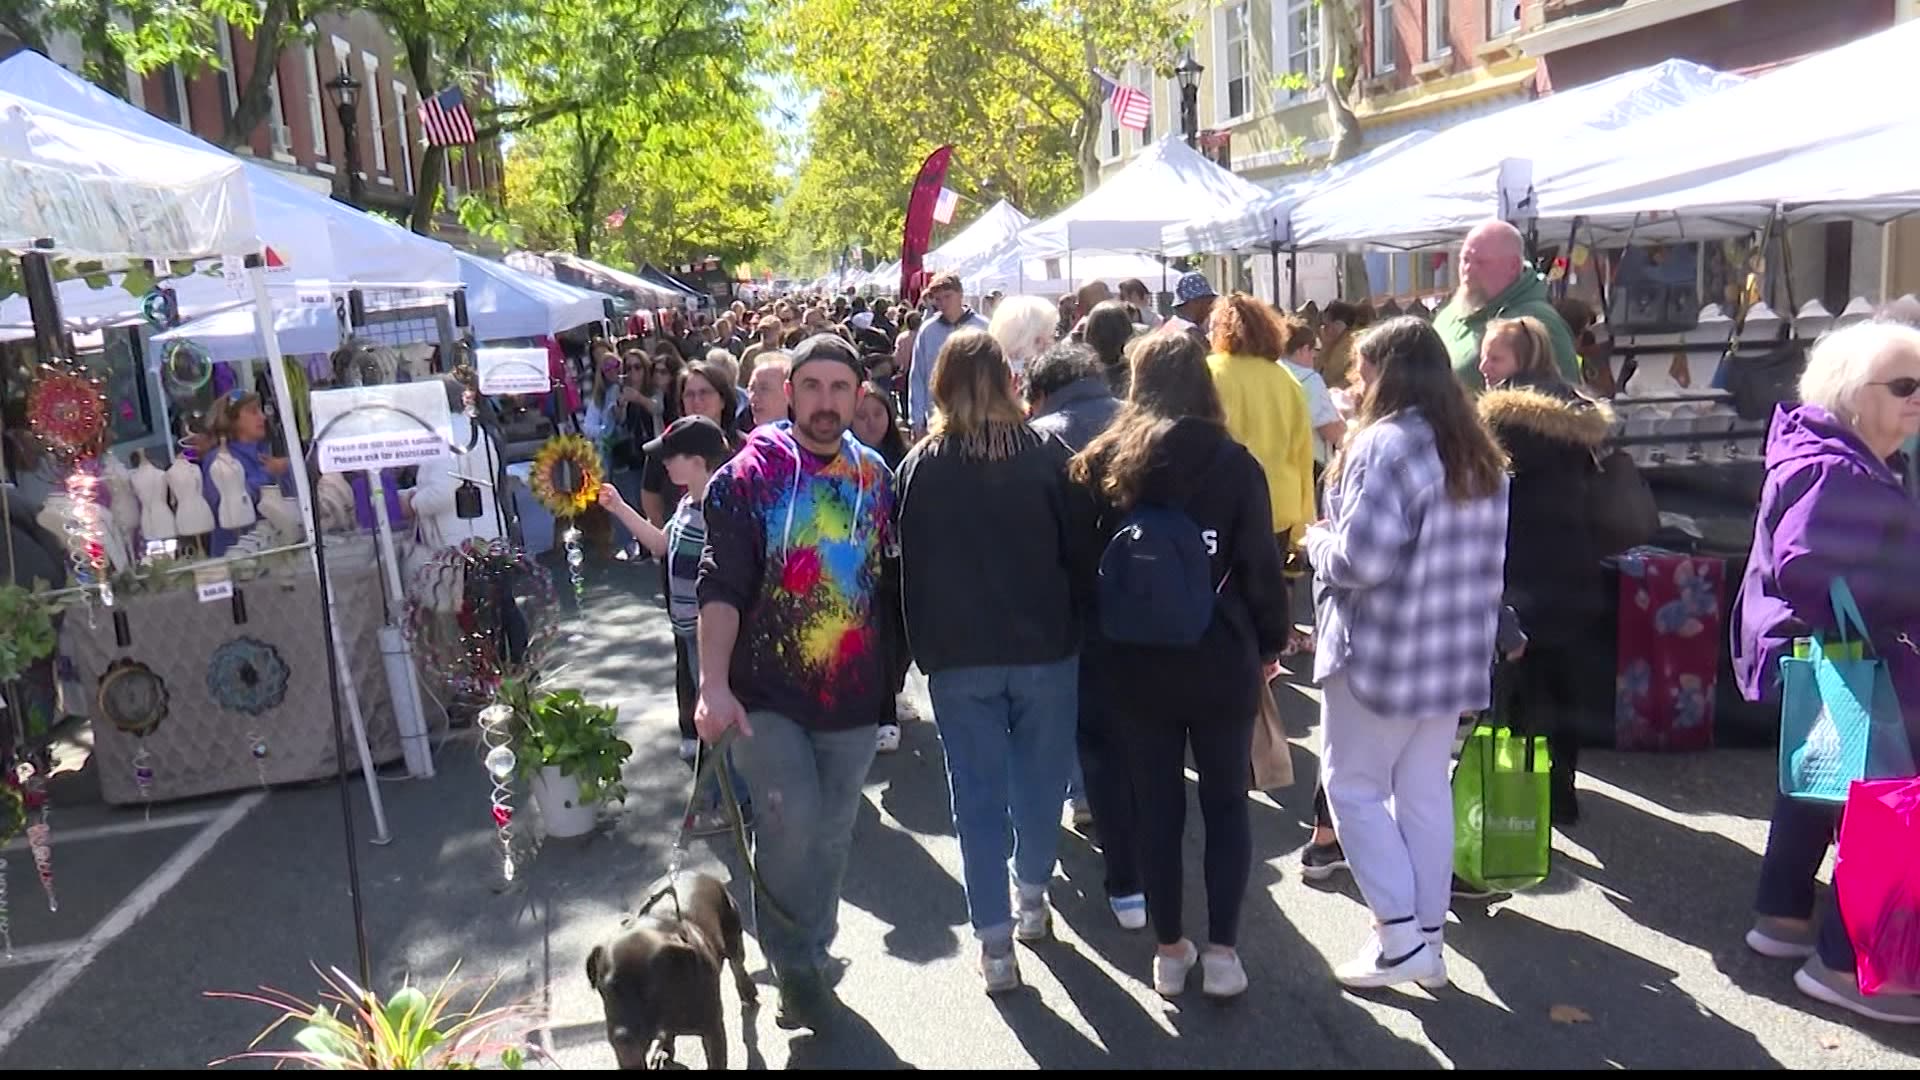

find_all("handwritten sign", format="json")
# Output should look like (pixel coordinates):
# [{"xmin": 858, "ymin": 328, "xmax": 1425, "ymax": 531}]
[
  {"xmin": 476, "ymin": 347, "xmax": 552, "ymax": 395},
  {"xmin": 309, "ymin": 381, "xmax": 452, "ymax": 475}
]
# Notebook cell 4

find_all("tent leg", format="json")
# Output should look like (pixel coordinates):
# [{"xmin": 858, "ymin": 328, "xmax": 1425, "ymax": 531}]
[
  {"xmin": 1288, "ymin": 251, "xmax": 1300, "ymax": 310},
  {"xmin": 365, "ymin": 468, "xmax": 434, "ymax": 779},
  {"xmin": 1270, "ymin": 242, "xmax": 1281, "ymax": 307}
]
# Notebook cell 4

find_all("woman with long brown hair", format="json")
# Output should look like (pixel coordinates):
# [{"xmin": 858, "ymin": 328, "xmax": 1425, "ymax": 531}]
[
  {"xmin": 1306, "ymin": 316, "xmax": 1510, "ymax": 991},
  {"xmin": 895, "ymin": 329, "xmax": 1085, "ymax": 995},
  {"xmin": 1071, "ymin": 331, "xmax": 1290, "ymax": 1000}
]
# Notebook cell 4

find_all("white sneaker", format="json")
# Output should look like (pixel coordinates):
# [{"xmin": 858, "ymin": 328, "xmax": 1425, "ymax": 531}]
[
  {"xmin": 1202, "ymin": 949, "xmax": 1248, "ymax": 998},
  {"xmin": 1109, "ymin": 893, "xmax": 1148, "ymax": 932},
  {"xmin": 875, "ymin": 724, "xmax": 902, "ymax": 754},
  {"xmin": 1015, "ymin": 887, "xmax": 1052, "ymax": 942},
  {"xmin": 1153, "ymin": 939, "xmax": 1199, "ymax": 997},
  {"xmin": 1335, "ymin": 930, "xmax": 1447, "ymax": 990},
  {"xmin": 982, "ymin": 945, "xmax": 1021, "ymax": 994},
  {"xmin": 678, "ymin": 738, "xmax": 700, "ymax": 765}
]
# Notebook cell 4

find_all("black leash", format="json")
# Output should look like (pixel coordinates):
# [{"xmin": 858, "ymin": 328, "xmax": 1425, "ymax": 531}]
[{"xmin": 668, "ymin": 731, "xmax": 796, "ymax": 930}]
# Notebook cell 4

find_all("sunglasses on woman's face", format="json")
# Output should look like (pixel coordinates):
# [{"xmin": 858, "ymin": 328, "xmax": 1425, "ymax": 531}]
[{"xmin": 1874, "ymin": 377, "xmax": 1920, "ymax": 399}]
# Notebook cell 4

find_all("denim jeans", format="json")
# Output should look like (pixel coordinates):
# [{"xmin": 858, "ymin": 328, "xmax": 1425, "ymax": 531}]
[
  {"xmin": 730, "ymin": 710, "xmax": 877, "ymax": 987},
  {"xmin": 927, "ymin": 655, "xmax": 1079, "ymax": 942},
  {"xmin": 1754, "ymin": 791, "xmax": 1855, "ymax": 971}
]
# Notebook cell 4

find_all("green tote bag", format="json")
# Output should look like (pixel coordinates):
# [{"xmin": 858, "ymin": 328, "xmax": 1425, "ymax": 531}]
[{"xmin": 1453, "ymin": 722, "xmax": 1553, "ymax": 893}]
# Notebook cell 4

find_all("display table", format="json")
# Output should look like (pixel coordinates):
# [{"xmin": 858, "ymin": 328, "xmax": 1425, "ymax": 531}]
[{"xmin": 64, "ymin": 545, "xmax": 403, "ymax": 805}]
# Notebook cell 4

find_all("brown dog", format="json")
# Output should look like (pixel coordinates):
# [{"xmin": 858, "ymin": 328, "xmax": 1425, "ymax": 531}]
[{"xmin": 586, "ymin": 873, "xmax": 757, "ymax": 1070}]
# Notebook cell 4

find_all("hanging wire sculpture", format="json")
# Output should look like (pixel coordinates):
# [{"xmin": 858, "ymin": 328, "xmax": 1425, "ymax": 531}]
[
  {"xmin": 528, "ymin": 434, "xmax": 602, "ymax": 601},
  {"xmin": 404, "ymin": 540, "xmax": 560, "ymax": 699},
  {"xmin": 0, "ymin": 779, "xmax": 23, "ymax": 955},
  {"xmin": 478, "ymin": 704, "xmax": 518, "ymax": 883},
  {"xmin": 27, "ymin": 362, "xmax": 110, "ymax": 461},
  {"xmin": 18, "ymin": 764, "xmax": 54, "ymax": 912}
]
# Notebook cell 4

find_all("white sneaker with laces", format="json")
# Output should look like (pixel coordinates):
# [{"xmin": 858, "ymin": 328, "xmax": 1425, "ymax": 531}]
[
  {"xmin": 982, "ymin": 945, "xmax": 1021, "ymax": 994},
  {"xmin": 1202, "ymin": 949, "xmax": 1248, "ymax": 998},
  {"xmin": 1153, "ymin": 940, "xmax": 1199, "ymax": 997},
  {"xmin": 1336, "ymin": 928, "xmax": 1447, "ymax": 990},
  {"xmin": 875, "ymin": 724, "xmax": 902, "ymax": 754},
  {"xmin": 1015, "ymin": 887, "xmax": 1052, "ymax": 942}
]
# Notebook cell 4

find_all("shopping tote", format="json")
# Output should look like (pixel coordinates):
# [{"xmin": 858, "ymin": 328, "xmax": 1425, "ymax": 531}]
[
  {"xmin": 1778, "ymin": 580, "xmax": 1915, "ymax": 803},
  {"xmin": 1835, "ymin": 779, "xmax": 1920, "ymax": 996},
  {"xmin": 1453, "ymin": 722, "xmax": 1552, "ymax": 893}
]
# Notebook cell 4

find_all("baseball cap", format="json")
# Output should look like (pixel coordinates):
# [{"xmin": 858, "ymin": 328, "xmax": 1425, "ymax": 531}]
[
  {"xmin": 788, "ymin": 333, "xmax": 865, "ymax": 380},
  {"xmin": 642, "ymin": 414, "xmax": 729, "ymax": 462},
  {"xmin": 1175, "ymin": 271, "xmax": 1217, "ymax": 305}
]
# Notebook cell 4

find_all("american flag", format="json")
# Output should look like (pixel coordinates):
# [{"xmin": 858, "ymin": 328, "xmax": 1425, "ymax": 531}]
[
  {"xmin": 1096, "ymin": 72, "xmax": 1151, "ymax": 133},
  {"xmin": 417, "ymin": 86, "xmax": 475, "ymax": 147},
  {"xmin": 604, "ymin": 206, "xmax": 628, "ymax": 229}
]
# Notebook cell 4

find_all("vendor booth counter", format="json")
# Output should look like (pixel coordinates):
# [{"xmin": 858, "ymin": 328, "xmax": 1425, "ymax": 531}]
[{"xmin": 65, "ymin": 541, "xmax": 404, "ymax": 805}]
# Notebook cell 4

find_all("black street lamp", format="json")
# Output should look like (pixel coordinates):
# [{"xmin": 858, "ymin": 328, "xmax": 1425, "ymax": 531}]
[
  {"xmin": 325, "ymin": 68, "xmax": 365, "ymax": 208},
  {"xmin": 1176, "ymin": 53, "xmax": 1204, "ymax": 149}
]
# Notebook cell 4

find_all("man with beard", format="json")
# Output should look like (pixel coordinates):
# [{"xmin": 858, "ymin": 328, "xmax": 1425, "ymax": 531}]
[
  {"xmin": 1433, "ymin": 220, "xmax": 1579, "ymax": 392},
  {"xmin": 696, "ymin": 333, "xmax": 898, "ymax": 1031}
]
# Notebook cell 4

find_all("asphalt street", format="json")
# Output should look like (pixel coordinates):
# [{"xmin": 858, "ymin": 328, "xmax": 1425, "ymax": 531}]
[{"xmin": 4, "ymin": 562, "xmax": 1920, "ymax": 1069}]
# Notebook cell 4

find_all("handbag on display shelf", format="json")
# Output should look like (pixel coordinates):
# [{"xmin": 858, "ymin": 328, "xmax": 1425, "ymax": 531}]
[
  {"xmin": 1835, "ymin": 778, "xmax": 1920, "ymax": 996},
  {"xmin": 1777, "ymin": 579, "xmax": 1916, "ymax": 804}
]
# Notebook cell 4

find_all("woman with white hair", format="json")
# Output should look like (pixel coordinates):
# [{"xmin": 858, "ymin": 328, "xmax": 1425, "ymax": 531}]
[
  {"xmin": 989, "ymin": 295, "xmax": 1062, "ymax": 384},
  {"xmin": 1732, "ymin": 319, "xmax": 1920, "ymax": 1025}
]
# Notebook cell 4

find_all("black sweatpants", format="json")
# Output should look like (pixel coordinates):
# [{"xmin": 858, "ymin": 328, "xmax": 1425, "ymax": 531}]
[
  {"xmin": 1500, "ymin": 642, "xmax": 1583, "ymax": 791},
  {"xmin": 1109, "ymin": 646, "xmax": 1258, "ymax": 948}
]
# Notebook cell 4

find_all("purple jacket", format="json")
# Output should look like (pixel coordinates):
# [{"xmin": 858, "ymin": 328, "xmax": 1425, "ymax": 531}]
[{"xmin": 1730, "ymin": 405, "xmax": 1920, "ymax": 722}]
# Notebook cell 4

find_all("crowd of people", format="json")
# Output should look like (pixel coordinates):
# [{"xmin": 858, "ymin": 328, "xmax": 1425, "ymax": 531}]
[{"xmin": 561, "ymin": 218, "xmax": 1920, "ymax": 1032}]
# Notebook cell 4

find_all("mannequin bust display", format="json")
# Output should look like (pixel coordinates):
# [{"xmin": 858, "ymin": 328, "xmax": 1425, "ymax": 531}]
[
  {"xmin": 209, "ymin": 445, "xmax": 256, "ymax": 530},
  {"xmin": 131, "ymin": 452, "xmax": 176, "ymax": 543},
  {"xmin": 257, "ymin": 486, "xmax": 299, "ymax": 542},
  {"xmin": 104, "ymin": 453, "xmax": 140, "ymax": 535},
  {"xmin": 168, "ymin": 452, "xmax": 215, "ymax": 539}
]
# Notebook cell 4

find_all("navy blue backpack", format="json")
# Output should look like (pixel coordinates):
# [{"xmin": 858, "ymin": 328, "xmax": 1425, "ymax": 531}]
[{"xmin": 1098, "ymin": 498, "xmax": 1226, "ymax": 648}]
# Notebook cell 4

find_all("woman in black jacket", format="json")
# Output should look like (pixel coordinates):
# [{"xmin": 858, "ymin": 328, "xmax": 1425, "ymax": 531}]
[
  {"xmin": 1477, "ymin": 315, "xmax": 1611, "ymax": 824},
  {"xmin": 1070, "ymin": 331, "xmax": 1290, "ymax": 1000},
  {"xmin": 894, "ymin": 329, "xmax": 1089, "ymax": 995}
]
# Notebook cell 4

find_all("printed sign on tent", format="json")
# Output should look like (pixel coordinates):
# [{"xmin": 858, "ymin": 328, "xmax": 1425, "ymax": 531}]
[
  {"xmin": 475, "ymin": 347, "xmax": 551, "ymax": 396},
  {"xmin": 310, "ymin": 381, "xmax": 452, "ymax": 474}
]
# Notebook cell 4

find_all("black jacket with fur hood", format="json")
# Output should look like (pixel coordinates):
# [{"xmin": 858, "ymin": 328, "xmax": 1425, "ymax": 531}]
[{"xmin": 1480, "ymin": 376, "xmax": 1612, "ymax": 647}]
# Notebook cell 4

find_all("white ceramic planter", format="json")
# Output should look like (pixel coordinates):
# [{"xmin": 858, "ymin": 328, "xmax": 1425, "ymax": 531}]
[{"xmin": 529, "ymin": 765, "xmax": 598, "ymax": 838}]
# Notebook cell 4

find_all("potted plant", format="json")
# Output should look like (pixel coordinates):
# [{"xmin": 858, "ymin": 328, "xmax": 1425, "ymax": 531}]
[{"xmin": 514, "ymin": 688, "xmax": 630, "ymax": 838}]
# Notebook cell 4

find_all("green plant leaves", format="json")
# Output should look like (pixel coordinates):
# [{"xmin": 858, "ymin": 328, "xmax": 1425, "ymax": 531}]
[{"xmin": 512, "ymin": 688, "xmax": 631, "ymax": 805}]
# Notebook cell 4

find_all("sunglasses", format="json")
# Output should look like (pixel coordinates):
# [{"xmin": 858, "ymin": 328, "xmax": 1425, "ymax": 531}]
[{"xmin": 1874, "ymin": 377, "xmax": 1920, "ymax": 399}]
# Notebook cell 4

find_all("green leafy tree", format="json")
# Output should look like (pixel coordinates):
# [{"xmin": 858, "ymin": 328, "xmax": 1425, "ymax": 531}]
[{"xmin": 0, "ymin": 0, "xmax": 259, "ymax": 92}]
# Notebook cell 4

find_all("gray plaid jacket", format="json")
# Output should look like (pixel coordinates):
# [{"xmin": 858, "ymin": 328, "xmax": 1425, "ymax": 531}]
[{"xmin": 1308, "ymin": 410, "xmax": 1510, "ymax": 719}]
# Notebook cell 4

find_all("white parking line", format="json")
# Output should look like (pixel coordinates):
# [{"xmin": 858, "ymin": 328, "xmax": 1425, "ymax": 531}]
[
  {"xmin": 0, "ymin": 809, "xmax": 223, "ymax": 853},
  {"xmin": 0, "ymin": 791, "xmax": 264, "ymax": 1057},
  {"xmin": 0, "ymin": 942, "xmax": 76, "ymax": 969}
]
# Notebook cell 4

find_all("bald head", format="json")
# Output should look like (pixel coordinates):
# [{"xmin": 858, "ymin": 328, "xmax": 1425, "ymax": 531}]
[{"xmin": 1459, "ymin": 220, "xmax": 1526, "ymax": 309}]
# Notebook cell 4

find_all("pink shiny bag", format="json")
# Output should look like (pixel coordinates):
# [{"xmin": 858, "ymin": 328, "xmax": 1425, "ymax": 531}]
[{"xmin": 1836, "ymin": 778, "xmax": 1920, "ymax": 995}]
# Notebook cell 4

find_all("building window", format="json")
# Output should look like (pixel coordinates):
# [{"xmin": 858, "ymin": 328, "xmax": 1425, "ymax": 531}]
[
  {"xmin": 302, "ymin": 36, "xmax": 327, "ymax": 155},
  {"xmin": 1490, "ymin": 0, "xmax": 1522, "ymax": 36},
  {"xmin": 1284, "ymin": 0, "xmax": 1323, "ymax": 96},
  {"xmin": 214, "ymin": 18, "xmax": 238, "ymax": 121},
  {"xmin": 363, "ymin": 52, "xmax": 388, "ymax": 174},
  {"xmin": 1128, "ymin": 63, "xmax": 1153, "ymax": 146},
  {"xmin": 1106, "ymin": 106, "xmax": 1121, "ymax": 158},
  {"xmin": 1427, "ymin": 0, "xmax": 1451, "ymax": 58},
  {"xmin": 1220, "ymin": 1, "xmax": 1251, "ymax": 120},
  {"xmin": 392, "ymin": 80, "xmax": 413, "ymax": 191},
  {"xmin": 1373, "ymin": 0, "xmax": 1395, "ymax": 74},
  {"xmin": 267, "ymin": 69, "xmax": 292, "ymax": 156},
  {"xmin": 156, "ymin": 63, "xmax": 188, "ymax": 125}
]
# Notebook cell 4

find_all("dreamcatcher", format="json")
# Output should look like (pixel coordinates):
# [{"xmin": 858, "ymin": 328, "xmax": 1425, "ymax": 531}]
[
  {"xmin": 329, "ymin": 340, "xmax": 400, "ymax": 388},
  {"xmin": 404, "ymin": 540, "xmax": 559, "ymax": 699},
  {"xmin": 98, "ymin": 655, "xmax": 168, "ymax": 810},
  {"xmin": 207, "ymin": 638, "xmax": 291, "ymax": 789},
  {"xmin": 28, "ymin": 360, "xmax": 112, "ymax": 616},
  {"xmin": 528, "ymin": 434, "xmax": 603, "ymax": 599}
]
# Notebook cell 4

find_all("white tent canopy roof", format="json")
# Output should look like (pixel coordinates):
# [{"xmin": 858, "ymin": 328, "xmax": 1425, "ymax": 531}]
[
  {"xmin": 1286, "ymin": 59, "xmax": 1744, "ymax": 251},
  {"xmin": 1533, "ymin": 21, "xmax": 1920, "ymax": 240},
  {"xmin": 0, "ymin": 90, "xmax": 257, "ymax": 261},
  {"xmin": 927, "ymin": 200, "xmax": 1032, "ymax": 271},
  {"xmin": 1160, "ymin": 131, "xmax": 1437, "ymax": 256},
  {"xmin": 962, "ymin": 242, "xmax": 1167, "ymax": 297},
  {"xmin": 543, "ymin": 252, "xmax": 683, "ymax": 306},
  {"xmin": 1015, "ymin": 137, "xmax": 1269, "ymax": 258},
  {"xmin": 457, "ymin": 251, "xmax": 607, "ymax": 340}
]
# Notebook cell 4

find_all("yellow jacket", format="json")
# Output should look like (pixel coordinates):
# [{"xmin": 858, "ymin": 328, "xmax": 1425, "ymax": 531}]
[{"xmin": 1207, "ymin": 352, "xmax": 1316, "ymax": 534}]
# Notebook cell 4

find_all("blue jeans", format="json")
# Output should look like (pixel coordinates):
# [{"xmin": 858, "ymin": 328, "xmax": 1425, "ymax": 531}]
[
  {"xmin": 927, "ymin": 655, "xmax": 1079, "ymax": 941},
  {"xmin": 730, "ymin": 709, "xmax": 877, "ymax": 987}
]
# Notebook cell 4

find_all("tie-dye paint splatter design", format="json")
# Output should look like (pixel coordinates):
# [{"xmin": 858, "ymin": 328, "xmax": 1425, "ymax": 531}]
[{"xmin": 698, "ymin": 421, "xmax": 896, "ymax": 731}]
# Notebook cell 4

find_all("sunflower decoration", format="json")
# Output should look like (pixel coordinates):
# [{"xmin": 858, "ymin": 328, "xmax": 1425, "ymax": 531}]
[
  {"xmin": 26, "ymin": 360, "xmax": 109, "ymax": 461},
  {"xmin": 529, "ymin": 433, "xmax": 603, "ymax": 518}
]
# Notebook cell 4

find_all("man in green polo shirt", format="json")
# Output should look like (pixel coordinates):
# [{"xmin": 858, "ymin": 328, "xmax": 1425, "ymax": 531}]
[{"xmin": 1434, "ymin": 220, "xmax": 1580, "ymax": 393}]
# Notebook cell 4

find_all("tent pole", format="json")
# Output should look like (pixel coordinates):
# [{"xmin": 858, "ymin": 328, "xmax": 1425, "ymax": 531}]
[
  {"xmin": 1288, "ymin": 250, "xmax": 1299, "ymax": 310},
  {"xmin": 365, "ymin": 466, "xmax": 434, "ymax": 779},
  {"xmin": 1270, "ymin": 241, "xmax": 1281, "ymax": 306}
]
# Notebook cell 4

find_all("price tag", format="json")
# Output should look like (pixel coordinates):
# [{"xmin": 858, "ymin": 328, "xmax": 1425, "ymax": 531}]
[
  {"xmin": 221, "ymin": 255, "xmax": 248, "ymax": 297},
  {"xmin": 294, "ymin": 279, "xmax": 331, "ymax": 306},
  {"xmin": 195, "ymin": 567, "xmax": 234, "ymax": 603}
]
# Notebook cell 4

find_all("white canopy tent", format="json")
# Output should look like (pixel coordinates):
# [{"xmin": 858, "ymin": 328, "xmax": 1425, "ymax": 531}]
[
  {"xmin": 0, "ymin": 81, "xmax": 398, "ymax": 827},
  {"xmin": 543, "ymin": 252, "xmax": 683, "ymax": 307},
  {"xmin": 1160, "ymin": 131, "xmax": 1437, "ymax": 257},
  {"xmin": 1532, "ymin": 20, "xmax": 1920, "ymax": 242},
  {"xmin": 864, "ymin": 261, "xmax": 899, "ymax": 292},
  {"xmin": 961, "ymin": 241, "xmax": 1169, "ymax": 297},
  {"xmin": 0, "ymin": 49, "xmax": 459, "ymax": 334},
  {"xmin": 927, "ymin": 200, "xmax": 1032, "ymax": 271},
  {"xmin": 1014, "ymin": 137, "xmax": 1269, "ymax": 259},
  {"xmin": 1285, "ymin": 59, "xmax": 1744, "ymax": 252}
]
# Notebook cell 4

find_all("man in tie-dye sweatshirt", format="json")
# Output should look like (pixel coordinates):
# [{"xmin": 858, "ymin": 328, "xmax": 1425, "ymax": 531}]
[{"xmin": 695, "ymin": 334, "xmax": 898, "ymax": 1031}]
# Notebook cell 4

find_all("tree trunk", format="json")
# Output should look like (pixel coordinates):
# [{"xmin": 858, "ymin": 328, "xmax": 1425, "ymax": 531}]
[
  {"xmin": 403, "ymin": 35, "xmax": 441, "ymax": 234},
  {"xmin": 1321, "ymin": 0, "xmax": 1369, "ymax": 298},
  {"xmin": 1076, "ymin": 31, "xmax": 1102, "ymax": 194},
  {"xmin": 221, "ymin": 0, "xmax": 294, "ymax": 150},
  {"xmin": 0, "ymin": 8, "xmax": 48, "ymax": 53}
]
